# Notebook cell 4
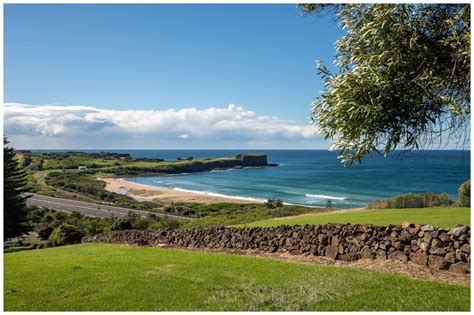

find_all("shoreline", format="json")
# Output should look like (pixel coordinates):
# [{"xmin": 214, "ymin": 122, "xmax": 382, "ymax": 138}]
[{"xmin": 98, "ymin": 177, "xmax": 262, "ymax": 204}]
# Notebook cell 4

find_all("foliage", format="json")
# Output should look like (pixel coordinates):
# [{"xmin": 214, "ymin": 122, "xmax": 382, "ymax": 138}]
[
  {"xmin": 111, "ymin": 211, "xmax": 183, "ymax": 231},
  {"xmin": 27, "ymin": 207, "xmax": 180, "ymax": 246},
  {"xmin": 265, "ymin": 198, "xmax": 283, "ymax": 209},
  {"xmin": 367, "ymin": 192, "xmax": 453, "ymax": 209},
  {"xmin": 164, "ymin": 203, "xmax": 197, "ymax": 216},
  {"xmin": 36, "ymin": 223, "xmax": 55, "ymax": 240},
  {"xmin": 245, "ymin": 207, "xmax": 470, "ymax": 228},
  {"xmin": 28, "ymin": 207, "xmax": 112, "ymax": 239},
  {"xmin": 4, "ymin": 137, "xmax": 31, "ymax": 240},
  {"xmin": 110, "ymin": 217, "xmax": 134, "ymax": 231},
  {"xmin": 299, "ymin": 4, "xmax": 470, "ymax": 164},
  {"xmin": 48, "ymin": 224, "xmax": 84, "ymax": 246},
  {"xmin": 4, "ymin": 244, "xmax": 470, "ymax": 311},
  {"xmin": 45, "ymin": 172, "xmax": 159, "ymax": 209},
  {"xmin": 458, "ymin": 180, "xmax": 470, "ymax": 207},
  {"xmin": 175, "ymin": 202, "xmax": 314, "ymax": 227}
]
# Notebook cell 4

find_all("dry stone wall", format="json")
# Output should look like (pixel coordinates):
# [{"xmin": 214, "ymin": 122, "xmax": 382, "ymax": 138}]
[{"xmin": 83, "ymin": 223, "xmax": 471, "ymax": 274}]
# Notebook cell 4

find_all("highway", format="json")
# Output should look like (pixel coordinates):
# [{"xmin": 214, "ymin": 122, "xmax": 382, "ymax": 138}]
[{"xmin": 26, "ymin": 194, "xmax": 194, "ymax": 221}]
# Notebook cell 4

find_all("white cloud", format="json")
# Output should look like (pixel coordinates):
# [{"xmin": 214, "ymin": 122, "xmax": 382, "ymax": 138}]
[{"xmin": 4, "ymin": 103, "xmax": 320, "ymax": 149}]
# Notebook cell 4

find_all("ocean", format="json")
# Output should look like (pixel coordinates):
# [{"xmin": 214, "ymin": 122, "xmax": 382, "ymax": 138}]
[{"xmin": 92, "ymin": 149, "xmax": 470, "ymax": 208}]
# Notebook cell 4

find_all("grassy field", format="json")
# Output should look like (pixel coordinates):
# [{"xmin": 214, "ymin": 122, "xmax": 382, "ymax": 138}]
[
  {"xmin": 4, "ymin": 243, "xmax": 470, "ymax": 311},
  {"xmin": 242, "ymin": 207, "xmax": 470, "ymax": 228}
]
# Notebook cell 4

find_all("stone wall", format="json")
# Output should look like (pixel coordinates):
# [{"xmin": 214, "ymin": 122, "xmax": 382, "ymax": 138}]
[{"xmin": 83, "ymin": 223, "xmax": 471, "ymax": 274}]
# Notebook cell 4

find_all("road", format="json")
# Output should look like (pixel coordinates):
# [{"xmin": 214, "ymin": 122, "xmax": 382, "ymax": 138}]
[{"xmin": 26, "ymin": 194, "xmax": 194, "ymax": 221}]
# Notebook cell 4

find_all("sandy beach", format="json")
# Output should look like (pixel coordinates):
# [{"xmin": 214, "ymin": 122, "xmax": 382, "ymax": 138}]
[{"xmin": 98, "ymin": 177, "xmax": 260, "ymax": 204}]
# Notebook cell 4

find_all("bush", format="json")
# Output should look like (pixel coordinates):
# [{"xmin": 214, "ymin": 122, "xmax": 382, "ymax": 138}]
[
  {"xmin": 48, "ymin": 224, "xmax": 84, "ymax": 246},
  {"xmin": 367, "ymin": 192, "xmax": 454, "ymax": 209},
  {"xmin": 36, "ymin": 223, "xmax": 54, "ymax": 240},
  {"xmin": 164, "ymin": 204, "xmax": 196, "ymax": 216},
  {"xmin": 110, "ymin": 218, "xmax": 133, "ymax": 231},
  {"xmin": 132, "ymin": 218, "xmax": 152, "ymax": 230},
  {"xmin": 459, "ymin": 180, "xmax": 470, "ymax": 207},
  {"xmin": 149, "ymin": 219, "xmax": 182, "ymax": 230},
  {"xmin": 265, "ymin": 199, "xmax": 283, "ymax": 209}
]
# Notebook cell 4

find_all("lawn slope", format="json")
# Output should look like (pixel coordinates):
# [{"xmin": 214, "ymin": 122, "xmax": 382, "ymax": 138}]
[
  {"xmin": 4, "ymin": 243, "xmax": 470, "ymax": 311},
  {"xmin": 243, "ymin": 207, "xmax": 470, "ymax": 228}
]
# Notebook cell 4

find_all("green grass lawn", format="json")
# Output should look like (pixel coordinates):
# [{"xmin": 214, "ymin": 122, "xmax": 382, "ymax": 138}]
[
  {"xmin": 4, "ymin": 243, "xmax": 470, "ymax": 311},
  {"xmin": 242, "ymin": 207, "xmax": 470, "ymax": 228}
]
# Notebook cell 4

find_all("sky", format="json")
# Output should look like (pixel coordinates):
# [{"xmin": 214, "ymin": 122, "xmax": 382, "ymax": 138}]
[{"xmin": 4, "ymin": 4, "xmax": 344, "ymax": 149}]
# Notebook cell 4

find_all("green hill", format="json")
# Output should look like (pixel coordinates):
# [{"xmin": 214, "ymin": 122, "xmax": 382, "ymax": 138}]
[
  {"xmin": 4, "ymin": 243, "xmax": 469, "ymax": 311},
  {"xmin": 242, "ymin": 207, "xmax": 470, "ymax": 228}
]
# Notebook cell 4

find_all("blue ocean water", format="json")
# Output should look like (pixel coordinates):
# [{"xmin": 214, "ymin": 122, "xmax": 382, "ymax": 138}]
[{"xmin": 112, "ymin": 150, "xmax": 469, "ymax": 208}]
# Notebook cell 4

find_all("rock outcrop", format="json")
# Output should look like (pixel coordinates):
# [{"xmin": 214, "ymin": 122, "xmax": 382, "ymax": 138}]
[
  {"xmin": 83, "ymin": 223, "xmax": 471, "ymax": 274},
  {"xmin": 236, "ymin": 154, "xmax": 267, "ymax": 167}
]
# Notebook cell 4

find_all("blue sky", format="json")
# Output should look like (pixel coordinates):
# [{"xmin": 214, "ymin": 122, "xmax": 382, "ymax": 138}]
[{"xmin": 5, "ymin": 4, "xmax": 343, "ymax": 149}]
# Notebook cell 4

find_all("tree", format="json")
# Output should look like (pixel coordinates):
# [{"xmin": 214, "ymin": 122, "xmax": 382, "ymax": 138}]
[
  {"xmin": 4, "ymin": 137, "xmax": 31, "ymax": 240},
  {"xmin": 48, "ymin": 224, "xmax": 84, "ymax": 246},
  {"xmin": 458, "ymin": 180, "xmax": 470, "ymax": 207},
  {"xmin": 299, "ymin": 4, "xmax": 470, "ymax": 164}
]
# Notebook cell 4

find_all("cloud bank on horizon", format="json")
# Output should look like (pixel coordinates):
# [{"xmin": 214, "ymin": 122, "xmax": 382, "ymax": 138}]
[{"xmin": 4, "ymin": 103, "xmax": 325, "ymax": 149}]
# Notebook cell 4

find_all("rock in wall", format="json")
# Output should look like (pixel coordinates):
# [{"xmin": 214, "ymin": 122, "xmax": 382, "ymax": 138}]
[{"xmin": 83, "ymin": 223, "xmax": 471, "ymax": 274}]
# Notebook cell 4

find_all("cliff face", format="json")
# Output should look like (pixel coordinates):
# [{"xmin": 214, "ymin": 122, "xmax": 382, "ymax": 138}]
[
  {"xmin": 236, "ymin": 154, "xmax": 267, "ymax": 166},
  {"xmin": 171, "ymin": 154, "xmax": 269, "ymax": 173}
]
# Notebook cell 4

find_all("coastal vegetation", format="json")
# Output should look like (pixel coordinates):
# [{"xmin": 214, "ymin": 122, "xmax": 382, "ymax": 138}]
[
  {"xmin": 4, "ymin": 243, "xmax": 469, "ymax": 311},
  {"xmin": 44, "ymin": 172, "xmax": 160, "ymax": 210},
  {"xmin": 367, "ymin": 192, "xmax": 453, "ymax": 209},
  {"xmin": 8, "ymin": 207, "xmax": 183, "ymax": 250},
  {"xmin": 166, "ymin": 202, "xmax": 315, "ymax": 227},
  {"xmin": 459, "ymin": 180, "xmax": 470, "ymax": 207},
  {"xmin": 243, "ymin": 207, "xmax": 470, "ymax": 228},
  {"xmin": 367, "ymin": 180, "xmax": 470, "ymax": 209},
  {"xmin": 28, "ymin": 207, "xmax": 112, "ymax": 244}
]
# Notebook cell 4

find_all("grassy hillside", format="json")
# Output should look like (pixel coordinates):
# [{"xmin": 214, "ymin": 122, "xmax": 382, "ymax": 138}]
[
  {"xmin": 242, "ymin": 207, "xmax": 470, "ymax": 228},
  {"xmin": 4, "ymin": 244, "xmax": 470, "ymax": 311}
]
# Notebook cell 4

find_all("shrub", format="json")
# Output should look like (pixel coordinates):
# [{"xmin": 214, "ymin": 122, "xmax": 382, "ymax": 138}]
[
  {"xmin": 132, "ymin": 218, "xmax": 152, "ymax": 230},
  {"xmin": 48, "ymin": 224, "xmax": 84, "ymax": 246},
  {"xmin": 110, "ymin": 218, "xmax": 133, "ymax": 231},
  {"xmin": 459, "ymin": 180, "xmax": 470, "ymax": 207},
  {"xmin": 265, "ymin": 199, "xmax": 283, "ymax": 209},
  {"xmin": 164, "ymin": 204, "xmax": 196, "ymax": 216},
  {"xmin": 36, "ymin": 223, "xmax": 54, "ymax": 240},
  {"xmin": 367, "ymin": 192, "xmax": 454, "ymax": 209}
]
